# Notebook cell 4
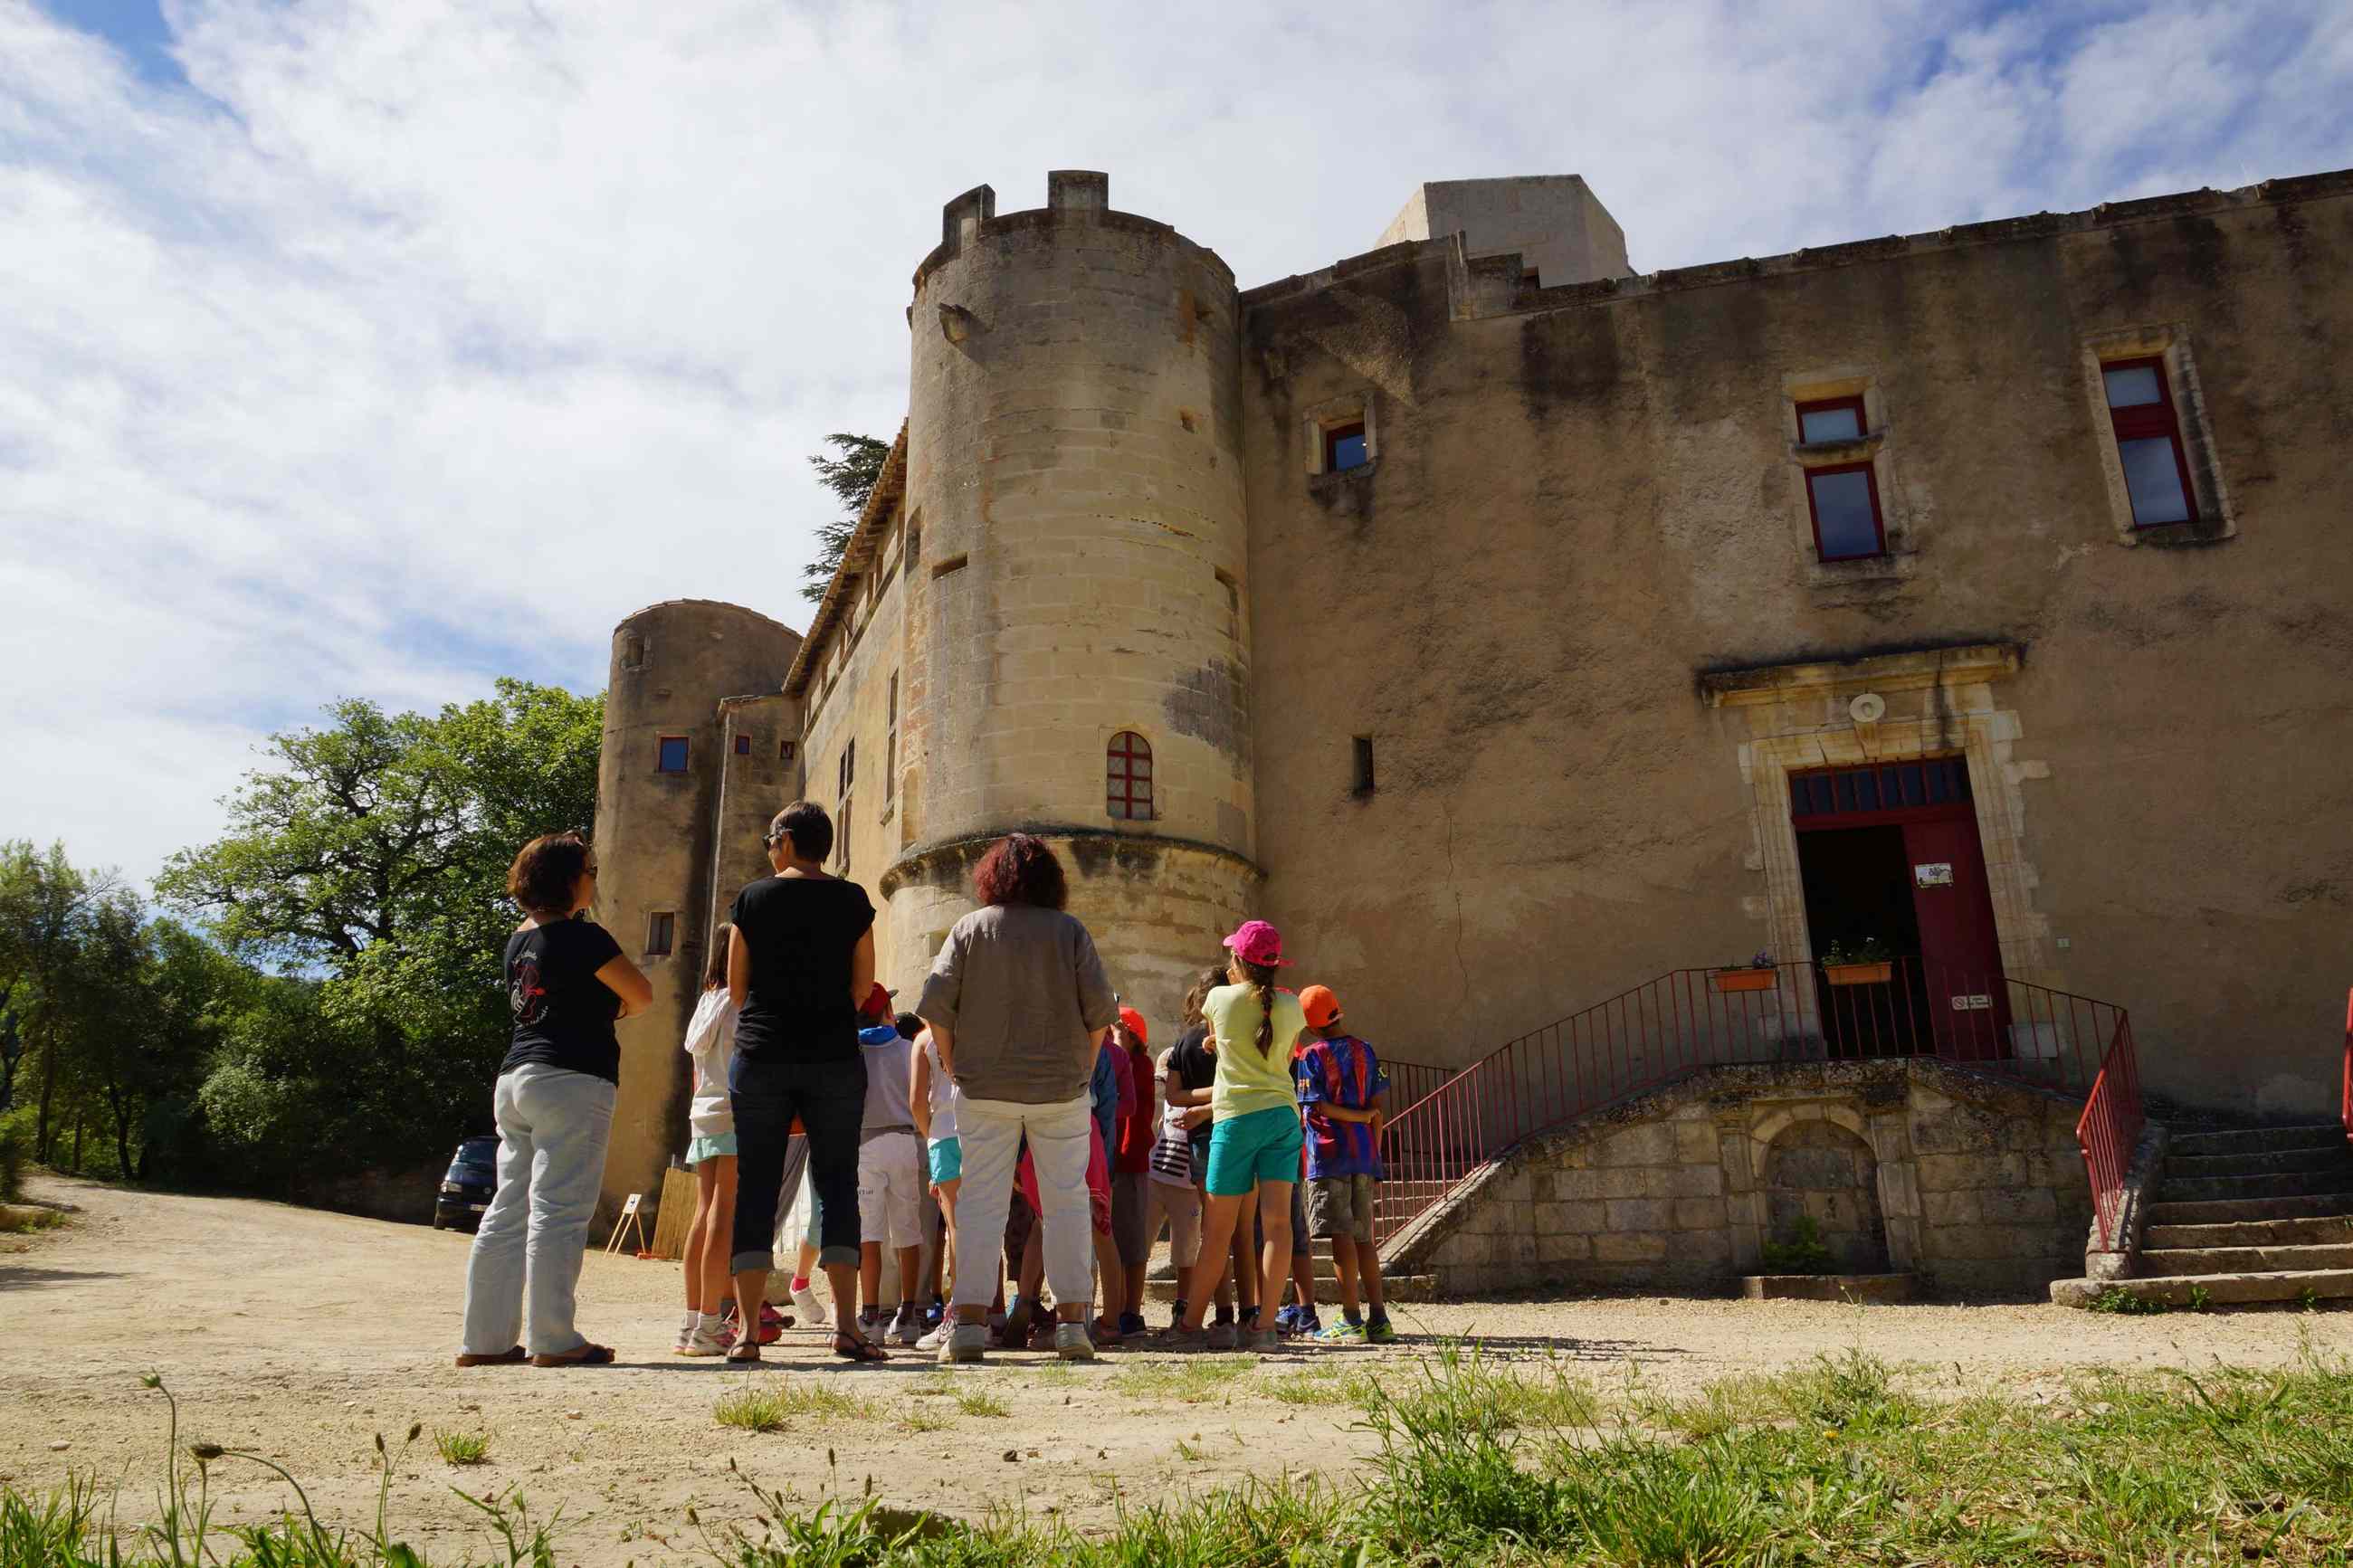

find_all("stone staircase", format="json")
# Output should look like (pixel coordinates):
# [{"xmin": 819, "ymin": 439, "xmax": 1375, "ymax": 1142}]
[{"xmin": 2079, "ymin": 1124, "xmax": 2353, "ymax": 1307}]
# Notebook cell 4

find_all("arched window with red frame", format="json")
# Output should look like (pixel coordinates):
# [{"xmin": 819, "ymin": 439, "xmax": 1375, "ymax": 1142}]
[{"xmin": 1107, "ymin": 731, "xmax": 1153, "ymax": 821}]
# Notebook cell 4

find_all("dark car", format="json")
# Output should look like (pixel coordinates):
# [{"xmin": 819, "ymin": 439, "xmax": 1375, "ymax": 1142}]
[{"xmin": 433, "ymin": 1136, "xmax": 500, "ymax": 1230}]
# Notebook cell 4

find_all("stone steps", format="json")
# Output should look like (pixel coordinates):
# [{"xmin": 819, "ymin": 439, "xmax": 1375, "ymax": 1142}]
[
  {"xmin": 1139, "ymin": 1273, "xmax": 1439, "ymax": 1304},
  {"xmin": 2164, "ymin": 1124, "xmax": 2347, "ymax": 1158},
  {"xmin": 2145, "ymin": 1190, "xmax": 2353, "ymax": 1227},
  {"xmin": 2146, "ymin": 1212, "xmax": 2353, "ymax": 1250},
  {"xmin": 2139, "ymin": 1241, "xmax": 2353, "ymax": 1275},
  {"xmin": 2053, "ymin": 1267, "xmax": 2353, "ymax": 1310},
  {"xmin": 2154, "ymin": 1166, "xmax": 2353, "ymax": 1204},
  {"xmin": 2165, "ymin": 1145, "xmax": 2353, "ymax": 1179}
]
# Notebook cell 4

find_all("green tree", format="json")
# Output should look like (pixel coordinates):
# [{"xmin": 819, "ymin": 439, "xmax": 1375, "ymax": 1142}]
[
  {"xmin": 0, "ymin": 841, "xmax": 124, "ymax": 1158},
  {"xmin": 800, "ymin": 432, "xmax": 891, "ymax": 603},
  {"xmin": 158, "ymin": 679, "xmax": 604, "ymax": 1178}
]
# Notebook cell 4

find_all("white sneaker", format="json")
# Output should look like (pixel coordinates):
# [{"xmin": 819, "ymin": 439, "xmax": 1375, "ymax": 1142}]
[
  {"xmin": 916, "ymin": 1323, "xmax": 949, "ymax": 1352},
  {"xmin": 941, "ymin": 1323, "xmax": 987, "ymax": 1364},
  {"xmin": 677, "ymin": 1324, "xmax": 728, "ymax": 1357},
  {"xmin": 1053, "ymin": 1322, "xmax": 1097, "ymax": 1362},
  {"xmin": 789, "ymin": 1280, "xmax": 828, "ymax": 1326},
  {"xmin": 888, "ymin": 1303, "xmax": 923, "ymax": 1346}
]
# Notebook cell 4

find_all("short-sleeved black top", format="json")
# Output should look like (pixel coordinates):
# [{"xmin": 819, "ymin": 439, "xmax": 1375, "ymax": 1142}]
[
  {"xmin": 500, "ymin": 917, "xmax": 625, "ymax": 1083},
  {"xmin": 729, "ymin": 874, "xmax": 876, "ymax": 1064},
  {"xmin": 1169, "ymin": 1024, "xmax": 1216, "ymax": 1160}
]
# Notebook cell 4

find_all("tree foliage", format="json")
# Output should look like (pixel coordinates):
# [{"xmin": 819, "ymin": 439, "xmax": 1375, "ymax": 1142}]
[{"xmin": 800, "ymin": 432, "xmax": 891, "ymax": 603}]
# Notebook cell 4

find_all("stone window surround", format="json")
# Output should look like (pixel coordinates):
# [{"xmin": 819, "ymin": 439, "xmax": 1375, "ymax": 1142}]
[
  {"xmin": 2078, "ymin": 325, "xmax": 2235, "ymax": 547},
  {"xmin": 1103, "ymin": 723, "xmax": 1158, "ymax": 824},
  {"xmin": 1302, "ymin": 390, "xmax": 1379, "ymax": 477},
  {"xmin": 1780, "ymin": 367, "xmax": 1919, "ymax": 592},
  {"xmin": 1706, "ymin": 641, "xmax": 2053, "ymax": 989}
]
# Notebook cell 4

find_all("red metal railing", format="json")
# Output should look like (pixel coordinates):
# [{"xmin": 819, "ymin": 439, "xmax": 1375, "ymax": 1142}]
[
  {"xmin": 2073, "ymin": 1011, "xmax": 2143, "ymax": 1251},
  {"xmin": 1373, "ymin": 956, "xmax": 2134, "ymax": 1246},
  {"xmin": 2340, "ymin": 989, "xmax": 2351, "ymax": 1147}
]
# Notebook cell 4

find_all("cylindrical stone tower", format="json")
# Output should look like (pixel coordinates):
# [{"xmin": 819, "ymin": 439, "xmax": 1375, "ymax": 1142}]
[
  {"xmin": 591, "ymin": 599, "xmax": 798, "ymax": 1218},
  {"xmin": 881, "ymin": 171, "xmax": 1259, "ymax": 1032}
]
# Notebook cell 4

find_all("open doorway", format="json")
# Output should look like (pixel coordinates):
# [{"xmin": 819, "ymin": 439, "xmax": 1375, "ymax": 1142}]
[{"xmin": 1790, "ymin": 757, "xmax": 2006, "ymax": 1058}]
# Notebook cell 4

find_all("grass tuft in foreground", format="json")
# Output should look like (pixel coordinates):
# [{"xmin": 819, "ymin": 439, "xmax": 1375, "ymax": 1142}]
[
  {"xmin": 714, "ymin": 1381, "xmax": 876, "ymax": 1434},
  {"xmin": 432, "ymin": 1430, "xmax": 490, "ymax": 1467}
]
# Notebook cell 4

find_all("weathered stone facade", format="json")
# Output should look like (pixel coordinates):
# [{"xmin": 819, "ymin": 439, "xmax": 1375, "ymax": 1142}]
[
  {"xmin": 596, "ymin": 165, "xmax": 2353, "ymax": 1237},
  {"xmin": 1385, "ymin": 1060, "xmax": 2093, "ymax": 1297}
]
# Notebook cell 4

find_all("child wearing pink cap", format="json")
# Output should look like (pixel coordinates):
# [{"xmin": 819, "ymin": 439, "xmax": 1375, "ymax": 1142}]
[{"xmin": 1164, "ymin": 919, "xmax": 1310, "ymax": 1352}]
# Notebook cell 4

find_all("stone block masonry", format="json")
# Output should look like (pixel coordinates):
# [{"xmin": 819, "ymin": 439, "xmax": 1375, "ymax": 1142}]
[{"xmin": 1386, "ymin": 1058, "xmax": 2095, "ymax": 1298}]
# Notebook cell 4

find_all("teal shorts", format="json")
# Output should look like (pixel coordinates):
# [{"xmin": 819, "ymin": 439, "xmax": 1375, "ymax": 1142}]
[
  {"xmin": 928, "ymin": 1136, "xmax": 962, "ymax": 1186},
  {"xmin": 686, "ymin": 1132, "xmax": 738, "ymax": 1166},
  {"xmin": 1205, "ymin": 1107, "xmax": 1304, "ymax": 1197}
]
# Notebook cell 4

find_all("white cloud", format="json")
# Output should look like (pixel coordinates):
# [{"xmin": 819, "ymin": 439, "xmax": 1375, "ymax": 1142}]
[{"xmin": 2, "ymin": 0, "xmax": 2347, "ymax": 886}]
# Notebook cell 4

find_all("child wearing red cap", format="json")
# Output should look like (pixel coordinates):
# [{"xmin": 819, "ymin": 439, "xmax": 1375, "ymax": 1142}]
[{"xmin": 1294, "ymin": 984, "xmax": 1394, "ymax": 1344}]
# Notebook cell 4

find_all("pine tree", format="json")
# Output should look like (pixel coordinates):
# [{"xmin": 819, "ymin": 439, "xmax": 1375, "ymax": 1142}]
[{"xmin": 801, "ymin": 432, "xmax": 891, "ymax": 603}]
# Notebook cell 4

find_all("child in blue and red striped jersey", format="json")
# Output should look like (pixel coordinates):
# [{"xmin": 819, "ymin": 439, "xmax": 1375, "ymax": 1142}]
[{"xmin": 1293, "ymin": 985, "xmax": 1395, "ymax": 1344}]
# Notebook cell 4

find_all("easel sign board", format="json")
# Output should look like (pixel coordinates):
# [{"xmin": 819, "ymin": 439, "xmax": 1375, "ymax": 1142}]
[{"xmin": 605, "ymin": 1193, "xmax": 650, "ymax": 1254}]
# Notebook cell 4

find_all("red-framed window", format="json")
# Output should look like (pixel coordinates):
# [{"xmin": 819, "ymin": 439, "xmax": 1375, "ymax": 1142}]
[
  {"xmin": 1804, "ymin": 461, "xmax": 1885, "ymax": 562},
  {"xmin": 1323, "ymin": 421, "xmax": 1367, "ymax": 473},
  {"xmin": 733, "ymin": 734, "xmax": 751, "ymax": 756},
  {"xmin": 655, "ymin": 735, "xmax": 689, "ymax": 774},
  {"xmin": 1796, "ymin": 394, "xmax": 1866, "ymax": 445},
  {"xmin": 1107, "ymin": 731, "xmax": 1153, "ymax": 821},
  {"xmin": 2101, "ymin": 356, "xmax": 2196, "ymax": 527}
]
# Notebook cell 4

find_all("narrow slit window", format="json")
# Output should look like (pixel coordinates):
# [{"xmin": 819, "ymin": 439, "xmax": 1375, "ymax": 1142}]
[
  {"xmin": 1353, "ymin": 736, "xmax": 1376, "ymax": 794},
  {"xmin": 779, "ymin": 739, "xmax": 796, "ymax": 762},
  {"xmin": 2102, "ymin": 357, "xmax": 2196, "ymax": 527},
  {"xmin": 884, "ymin": 674, "xmax": 899, "ymax": 804},
  {"xmin": 1107, "ymin": 731, "xmax": 1153, "ymax": 821},
  {"xmin": 646, "ymin": 911, "xmax": 675, "ymax": 956},
  {"xmin": 655, "ymin": 736, "xmax": 690, "ymax": 774},
  {"xmin": 1323, "ymin": 421, "xmax": 1368, "ymax": 473}
]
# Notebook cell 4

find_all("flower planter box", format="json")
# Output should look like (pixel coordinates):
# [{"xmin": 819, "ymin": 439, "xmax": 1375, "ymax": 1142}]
[
  {"xmin": 1823, "ymin": 961, "xmax": 1893, "ymax": 986},
  {"xmin": 1711, "ymin": 968, "xmax": 1779, "ymax": 994}
]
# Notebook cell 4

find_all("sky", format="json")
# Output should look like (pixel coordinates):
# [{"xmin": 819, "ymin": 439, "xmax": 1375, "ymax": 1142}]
[{"xmin": 4, "ymin": 0, "xmax": 2349, "ymax": 890}]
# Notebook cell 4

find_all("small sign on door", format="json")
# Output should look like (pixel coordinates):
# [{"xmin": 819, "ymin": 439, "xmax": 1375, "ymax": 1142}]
[
  {"xmin": 1949, "ymin": 994, "xmax": 1993, "ymax": 1012},
  {"xmin": 1913, "ymin": 862, "xmax": 1954, "ymax": 888}
]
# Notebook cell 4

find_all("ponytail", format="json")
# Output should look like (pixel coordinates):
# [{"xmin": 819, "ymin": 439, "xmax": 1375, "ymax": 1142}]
[{"xmin": 1235, "ymin": 955, "xmax": 1279, "ymax": 1059}]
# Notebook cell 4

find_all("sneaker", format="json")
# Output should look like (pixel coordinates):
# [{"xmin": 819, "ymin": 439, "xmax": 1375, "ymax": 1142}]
[
  {"xmin": 924, "ymin": 1297, "xmax": 945, "ymax": 1329},
  {"xmin": 1118, "ymin": 1311, "xmax": 1148, "ymax": 1337},
  {"xmin": 1054, "ymin": 1322, "xmax": 1098, "ymax": 1362},
  {"xmin": 674, "ymin": 1316, "xmax": 697, "ymax": 1352},
  {"xmin": 1273, "ymin": 1305, "xmax": 1302, "ymax": 1335},
  {"xmin": 1365, "ymin": 1317, "xmax": 1398, "ymax": 1345},
  {"xmin": 678, "ymin": 1323, "xmax": 729, "ymax": 1356},
  {"xmin": 1205, "ymin": 1318, "xmax": 1239, "ymax": 1352},
  {"xmin": 1246, "ymin": 1326, "xmax": 1281, "ymax": 1354},
  {"xmin": 1168, "ymin": 1299, "xmax": 1188, "ymax": 1333},
  {"xmin": 995, "ymin": 1301, "xmax": 1033, "ymax": 1350},
  {"xmin": 888, "ymin": 1303, "xmax": 923, "ymax": 1347},
  {"xmin": 1027, "ymin": 1321, "xmax": 1060, "ymax": 1352},
  {"xmin": 941, "ymin": 1322, "xmax": 987, "ymax": 1364},
  {"xmin": 1315, "ymin": 1319, "xmax": 1367, "ymax": 1345},
  {"xmin": 789, "ymin": 1279, "xmax": 828, "ymax": 1327},
  {"xmin": 859, "ymin": 1306, "xmax": 884, "ymax": 1336},
  {"xmin": 1293, "ymin": 1312, "xmax": 1323, "ymax": 1338},
  {"xmin": 1158, "ymin": 1326, "xmax": 1208, "ymax": 1353},
  {"xmin": 916, "ymin": 1323, "xmax": 949, "ymax": 1352}
]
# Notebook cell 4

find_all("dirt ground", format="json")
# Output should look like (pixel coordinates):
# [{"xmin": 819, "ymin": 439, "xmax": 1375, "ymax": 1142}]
[{"xmin": 4, "ymin": 1174, "xmax": 2345, "ymax": 1564}]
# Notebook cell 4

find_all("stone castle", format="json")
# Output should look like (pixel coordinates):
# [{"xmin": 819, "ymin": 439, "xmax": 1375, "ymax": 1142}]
[{"xmin": 589, "ymin": 168, "xmax": 2353, "ymax": 1294}]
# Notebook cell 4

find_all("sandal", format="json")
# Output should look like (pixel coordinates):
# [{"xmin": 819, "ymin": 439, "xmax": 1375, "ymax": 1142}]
[
  {"xmin": 530, "ymin": 1342, "xmax": 614, "ymax": 1367},
  {"xmin": 832, "ymin": 1331, "xmax": 890, "ymax": 1364},
  {"xmin": 725, "ymin": 1341, "xmax": 760, "ymax": 1363},
  {"xmin": 452, "ymin": 1346, "xmax": 527, "ymax": 1367}
]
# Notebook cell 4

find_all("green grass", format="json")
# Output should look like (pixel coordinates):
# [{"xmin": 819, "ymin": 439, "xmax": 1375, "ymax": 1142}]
[
  {"xmin": 0, "ymin": 1203, "xmax": 69, "ymax": 1235},
  {"xmin": 431, "ymin": 1430, "xmax": 489, "ymax": 1467},
  {"xmin": 1108, "ymin": 1359, "xmax": 1253, "ymax": 1404},
  {"xmin": 2085, "ymin": 1281, "xmax": 2213, "ymax": 1314},
  {"xmin": 713, "ymin": 1381, "xmax": 876, "ymax": 1434},
  {"xmin": 896, "ymin": 1402, "xmax": 952, "ymax": 1433},
  {"xmin": 951, "ymin": 1388, "xmax": 1008, "ymax": 1419},
  {"xmin": 24, "ymin": 1346, "xmax": 2353, "ymax": 1563}
]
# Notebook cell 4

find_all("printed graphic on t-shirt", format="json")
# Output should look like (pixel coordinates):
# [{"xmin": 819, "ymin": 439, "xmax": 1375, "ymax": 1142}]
[{"xmin": 510, "ymin": 955, "xmax": 547, "ymax": 1025}]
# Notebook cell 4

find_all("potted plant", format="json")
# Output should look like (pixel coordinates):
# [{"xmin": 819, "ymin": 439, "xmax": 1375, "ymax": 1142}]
[
  {"xmin": 1711, "ymin": 951, "xmax": 1779, "ymax": 993},
  {"xmin": 1820, "ymin": 936, "xmax": 1893, "ymax": 986}
]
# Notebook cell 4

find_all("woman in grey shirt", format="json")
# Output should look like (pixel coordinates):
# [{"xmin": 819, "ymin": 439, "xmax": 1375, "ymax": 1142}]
[{"xmin": 917, "ymin": 833, "xmax": 1116, "ymax": 1363}]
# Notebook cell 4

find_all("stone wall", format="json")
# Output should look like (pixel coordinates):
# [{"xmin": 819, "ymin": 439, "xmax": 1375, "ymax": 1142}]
[{"xmin": 1387, "ymin": 1058, "xmax": 2094, "ymax": 1297}]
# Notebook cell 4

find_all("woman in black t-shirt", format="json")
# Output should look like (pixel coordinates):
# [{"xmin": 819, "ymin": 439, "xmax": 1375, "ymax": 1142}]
[
  {"xmin": 724, "ymin": 800, "xmax": 888, "ymax": 1364},
  {"xmin": 456, "ymin": 832, "xmax": 652, "ymax": 1369}
]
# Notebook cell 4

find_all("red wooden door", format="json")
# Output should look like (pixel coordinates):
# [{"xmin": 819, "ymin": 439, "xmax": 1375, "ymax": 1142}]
[{"xmin": 1900, "ymin": 814, "xmax": 2008, "ymax": 1059}]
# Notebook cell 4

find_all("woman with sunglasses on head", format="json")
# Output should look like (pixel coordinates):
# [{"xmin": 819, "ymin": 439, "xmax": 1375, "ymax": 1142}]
[{"xmin": 457, "ymin": 832, "xmax": 653, "ymax": 1369}]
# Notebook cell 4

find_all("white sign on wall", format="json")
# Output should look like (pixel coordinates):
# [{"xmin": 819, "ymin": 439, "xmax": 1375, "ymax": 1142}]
[{"xmin": 1913, "ymin": 862, "xmax": 1954, "ymax": 888}]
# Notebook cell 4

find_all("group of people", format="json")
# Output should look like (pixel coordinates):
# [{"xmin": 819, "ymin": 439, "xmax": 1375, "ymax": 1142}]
[{"xmin": 455, "ymin": 800, "xmax": 1395, "ymax": 1368}]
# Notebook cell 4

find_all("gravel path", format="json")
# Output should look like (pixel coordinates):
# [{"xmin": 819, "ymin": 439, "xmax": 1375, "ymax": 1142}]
[{"xmin": 4, "ymin": 1174, "xmax": 2344, "ymax": 1563}]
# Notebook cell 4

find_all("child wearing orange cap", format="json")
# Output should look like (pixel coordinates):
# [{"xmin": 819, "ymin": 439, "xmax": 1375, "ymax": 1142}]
[{"xmin": 1294, "ymin": 984, "xmax": 1395, "ymax": 1344}]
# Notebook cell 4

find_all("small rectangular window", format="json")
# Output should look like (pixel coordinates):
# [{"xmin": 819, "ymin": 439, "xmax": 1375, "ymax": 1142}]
[
  {"xmin": 838, "ymin": 801, "xmax": 852, "ymax": 876},
  {"xmin": 655, "ymin": 736, "xmax": 690, "ymax": 774},
  {"xmin": 1323, "ymin": 422, "xmax": 1367, "ymax": 473},
  {"xmin": 838, "ymin": 738, "xmax": 855, "ymax": 796},
  {"xmin": 733, "ymin": 734, "xmax": 751, "ymax": 756},
  {"xmin": 1796, "ymin": 395, "xmax": 1865, "ymax": 445},
  {"xmin": 646, "ymin": 911, "xmax": 675, "ymax": 956},
  {"xmin": 780, "ymin": 739, "xmax": 796, "ymax": 763},
  {"xmin": 1352, "ymin": 736, "xmax": 1376, "ymax": 795},
  {"xmin": 1805, "ymin": 463, "xmax": 1885, "ymax": 562},
  {"xmin": 2102, "ymin": 356, "xmax": 2196, "ymax": 527},
  {"xmin": 884, "ymin": 674, "xmax": 899, "ymax": 804}
]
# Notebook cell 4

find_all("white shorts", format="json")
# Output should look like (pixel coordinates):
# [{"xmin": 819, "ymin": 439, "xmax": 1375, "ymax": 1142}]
[{"xmin": 856, "ymin": 1131, "xmax": 924, "ymax": 1250}]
